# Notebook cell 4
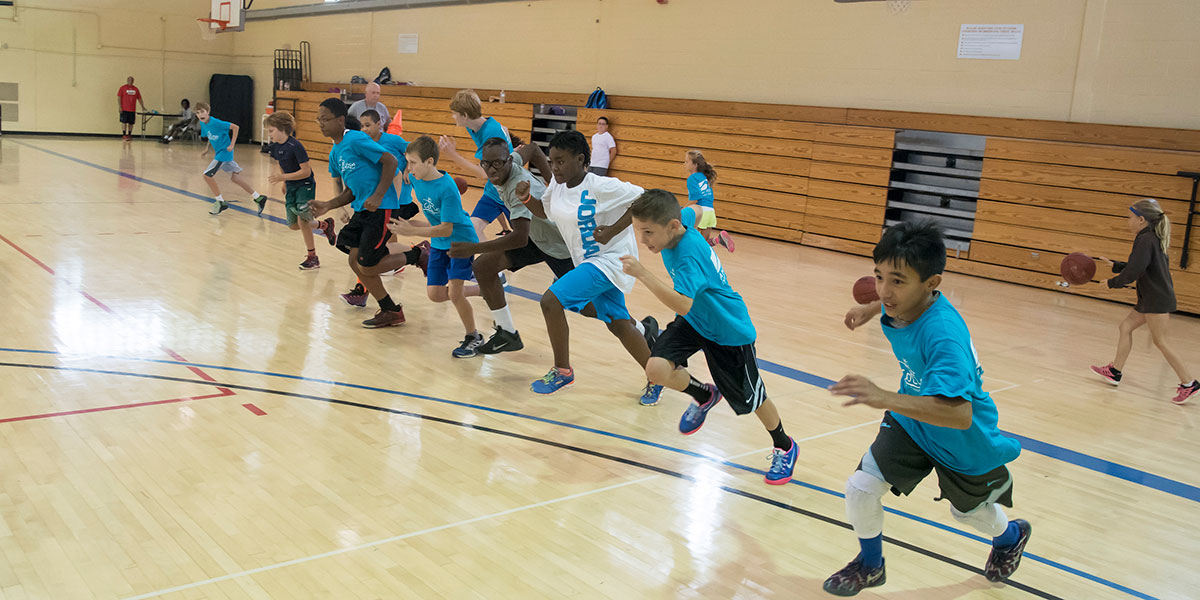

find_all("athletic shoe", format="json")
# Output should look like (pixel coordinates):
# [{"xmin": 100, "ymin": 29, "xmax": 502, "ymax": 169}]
[
  {"xmin": 362, "ymin": 308, "xmax": 405, "ymax": 328},
  {"xmin": 639, "ymin": 382, "xmax": 664, "ymax": 406},
  {"xmin": 298, "ymin": 255, "xmax": 320, "ymax": 270},
  {"xmin": 1090, "ymin": 363, "xmax": 1122, "ymax": 386},
  {"xmin": 764, "ymin": 437, "xmax": 798, "ymax": 485},
  {"xmin": 641, "ymin": 315, "xmax": 660, "ymax": 350},
  {"xmin": 984, "ymin": 519, "xmax": 1032, "ymax": 582},
  {"xmin": 319, "ymin": 217, "xmax": 337, "ymax": 245},
  {"xmin": 340, "ymin": 284, "xmax": 368, "ymax": 308},
  {"xmin": 679, "ymin": 384, "xmax": 722, "ymax": 435},
  {"xmin": 1172, "ymin": 380, "xmax": 1200, "ymax": 405},
  {"xmin": 208, "ymin": 200, "xmax": 228, "ymax": 215},
  {"xmin": 452, "ymin": 332, "xmax": 485, "ymax": 358},
  {"xmin": 478, "ymin": 326, "xmax": 524, "ymax": 355},
  {"xmin": 253, "ymin": 194, "xmax": 268, "ymax": 215},
  {"xmin": 385, "ymin": 266, "xmax": 406, "ymax": 276},
  {"xmin": 531, "ymin": 367, "xmax": 574, "ymax": 394},
  {"xmin": 414, "ymin": 240, "xmax": 431, "ymax": 276},
  {"xmin": 823, "ymin": 557, "xmax": 886, "ymax": 597},
  {"xmin": 717, "ymin": 230, "xmax": 735, "ymax": 252}
]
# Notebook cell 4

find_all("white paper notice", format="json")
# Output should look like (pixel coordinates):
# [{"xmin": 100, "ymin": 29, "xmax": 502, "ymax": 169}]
[
  {"xmin": 397, "ymin": 33, "xmax": 418, "ymax": 54},
  {"xmin": 957, "ymin": 24, "xmax": 1023, "ymax": 60}
]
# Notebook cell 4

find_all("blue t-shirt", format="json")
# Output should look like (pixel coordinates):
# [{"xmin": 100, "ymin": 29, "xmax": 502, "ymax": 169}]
[
  {"xmin": 881, "ymin": 292, "xmax": 1022, "ymax": 475},
  {"xmin": 375, "ymin": 132, "xmax": 414, "ymax": 207},
  {"xmin": 687, "ymin": 172, "xmax": 714, "ymax": 208},
  {"xmin": 327, "ymin": 130, "xmax": 398, "ymax": 212},
  {"xmin": 407, "ymin": 171, "xmax": 478, "ymax": 250},
  {"xmin": 661, "ymin": 226, "xmax": 755, "ymax": 346},
  {"xmin": 201, "ymin": 117, "xmax": 234, "ymax": 162},
  {"xmin": 468, "ymin": 117, "xmax": 512, "ymax": 159}
]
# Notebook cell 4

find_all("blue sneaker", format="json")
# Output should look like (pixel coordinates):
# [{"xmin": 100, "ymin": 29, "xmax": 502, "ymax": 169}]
[
  {"xmin": 531, "ymin": 367, "xmax": 574, "ymax": 394},
  {"xmin": 679, "ymin": 384, "xmax": 721, "ymax": 435},
  {"xmin": 639, "ymin": 382, "xmax": 663, "ymax": 406},
  {"xmin": 765, "ymin": 437, "xmax": 797, "ymax": 485}
]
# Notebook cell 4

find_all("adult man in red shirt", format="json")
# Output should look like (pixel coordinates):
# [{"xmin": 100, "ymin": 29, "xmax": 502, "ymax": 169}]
[{"xmin": 117, "ymin": 76, "xmax": 147, "ymax": 140}]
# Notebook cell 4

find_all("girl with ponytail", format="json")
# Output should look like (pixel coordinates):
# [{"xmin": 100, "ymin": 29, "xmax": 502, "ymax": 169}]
[
  {"xmin": 683, "ymin": 150, "xmax": 735, "ymax": 252},
  {"xmin": 1091, "ymin": 198, "xmax": 1198, "ymax": 404}
]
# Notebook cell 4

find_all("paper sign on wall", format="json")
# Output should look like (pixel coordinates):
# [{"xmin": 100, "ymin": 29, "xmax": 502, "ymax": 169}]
[
  {"xmin": 397, "ymin": 33, "xmax": 418, "ymax": 54},
  {"xmin": 957, "ymin": 24, "xmax": 1023, "ymax": 60}
]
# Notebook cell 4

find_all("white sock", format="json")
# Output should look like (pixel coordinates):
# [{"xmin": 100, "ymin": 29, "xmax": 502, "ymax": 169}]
[
  {"xmin": 634, "ymin": 320, "xmax": 646, "ymax": 335},
  {"xmin": 215, "ymin": 194, "xmax": 225, "ymax": 202},
  {"xmin": 251, "ymin": 190, "xmax": 261, "ymax": 198},
  {"xmin": 310, "ymin": 219, "xmax": 322, "ymax": 231},
  {"xmin": 492, "ymin": 306, "xmax": 516, "ymax": 333}
]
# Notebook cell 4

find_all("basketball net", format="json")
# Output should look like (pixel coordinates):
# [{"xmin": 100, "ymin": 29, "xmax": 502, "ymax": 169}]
[
  {"xmin": 196, "ymin": 18, "xmax": 225, "ymax": 41},
  {"xmin": 887, "ymin": 0, "xmax": 911, "ymax": 14}
]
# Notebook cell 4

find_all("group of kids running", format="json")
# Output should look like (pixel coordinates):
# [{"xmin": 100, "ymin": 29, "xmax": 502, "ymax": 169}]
[{"xmin": 189, "ymin": 88, "xmax": 1200, "ymax": 595}]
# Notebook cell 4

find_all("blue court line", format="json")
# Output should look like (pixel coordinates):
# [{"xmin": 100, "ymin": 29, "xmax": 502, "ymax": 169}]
[
  {"xmin": 12, "ymin": 138, "xmax": 1200, "ymax": 505},
  {"xmin": 0, "ymin": 349, "xmax": 1158, "ymax": 600}
]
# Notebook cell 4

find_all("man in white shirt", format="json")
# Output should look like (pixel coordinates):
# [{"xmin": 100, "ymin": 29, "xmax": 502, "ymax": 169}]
[
  {"xmin": 589, "ymin": 116, "xmax": 616, "ymax": 176},
  {"xmin": 348, "ymin": 82, "xmax": 390, "ymax": 128}
]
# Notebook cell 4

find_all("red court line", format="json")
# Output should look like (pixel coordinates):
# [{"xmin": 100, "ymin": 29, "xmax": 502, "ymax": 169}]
[
  {"xmin": 0, "ymin": 232, "xmax": 225, "ymax": 385},
  {"xmin": 0, "ymin": 387, "xmax": 235, "ymax": 424},
  {"xmin": 242, "ymin": 403, "xmax": 267, "ymax": 416}
]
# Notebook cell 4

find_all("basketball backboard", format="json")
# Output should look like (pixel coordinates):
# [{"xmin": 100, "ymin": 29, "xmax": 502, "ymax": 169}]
[{"xmin": 207, "ymin": 0, "xmax": 246, "ymax": 33}]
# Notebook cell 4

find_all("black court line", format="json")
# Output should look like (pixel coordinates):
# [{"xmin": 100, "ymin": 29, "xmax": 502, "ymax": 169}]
[{"xmin": 0, "ymin": 361, "xmax": 1062, "ymax": 599}]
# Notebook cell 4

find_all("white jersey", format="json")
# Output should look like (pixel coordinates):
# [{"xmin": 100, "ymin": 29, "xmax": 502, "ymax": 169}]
[{"xmin": 544, "ymin": 173, "xmax": 644, "ymax": 293}]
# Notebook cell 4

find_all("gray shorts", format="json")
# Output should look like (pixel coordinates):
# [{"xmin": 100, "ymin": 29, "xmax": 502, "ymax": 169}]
[{"xmin": 204, "ymin": 160, "xmax": 243, "ymax": 177}]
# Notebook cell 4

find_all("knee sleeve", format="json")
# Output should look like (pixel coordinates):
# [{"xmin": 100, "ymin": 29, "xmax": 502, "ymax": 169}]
[
  {"xmin": 950, "ymin": 503, "xmax": 1009, "ymax": 537},
  {"xmin": 845, "ymin": 469, "xmax": 890, "ymax": 538}
]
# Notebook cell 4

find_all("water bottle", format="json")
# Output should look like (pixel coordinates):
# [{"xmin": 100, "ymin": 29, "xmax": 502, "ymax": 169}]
[{"xmin": 499, "ymin": 90, "xmax": 506, "ymax": 104}]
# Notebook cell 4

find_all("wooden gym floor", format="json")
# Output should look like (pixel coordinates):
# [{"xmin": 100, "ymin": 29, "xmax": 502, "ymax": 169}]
[{"xmin": 0, "ymin": 136, "xmax": 1195, "ymax": 599}]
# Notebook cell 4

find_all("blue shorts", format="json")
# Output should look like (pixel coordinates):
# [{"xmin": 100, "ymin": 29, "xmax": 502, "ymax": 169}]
[
  {"xmin": 547, "ymin": 263, "xmax": 631, "ymax": 323},
  {"xmin": 427, "ymin": 246, "xmax": 475, "ymax": 287},
  {"xmin": 470, "ymin": 184, "xmax": 511, "ymax": 223}
]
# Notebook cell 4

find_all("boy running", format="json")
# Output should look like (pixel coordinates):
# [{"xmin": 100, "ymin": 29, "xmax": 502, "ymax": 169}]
[
  {"xmin": 520, "ymin": 130, "xmax": 662, "ymax": 405},
  {"xmin": 196, "ymin": 102, "xmax": 268, "ymax": 216},
  {"xmin": 824, "ymin": 221, "xmax": 1030, "ymax": 596},
  {"xmin": 390, "ymin": 136, "xmax": 485, "ymax": 358},
  {"xmin": 622, "ymin": 189, "xmax": 798, "ymax": 484},
  {"xmin": 264, "ymin": 111, "xmax": 336, "ymax": 270},
  {"xmin": 309, "ymin": 99, "xmax": 427, "ymax": 328}
]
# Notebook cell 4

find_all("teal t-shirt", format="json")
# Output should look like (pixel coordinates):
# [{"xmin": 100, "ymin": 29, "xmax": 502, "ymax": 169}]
[
  {"xmin": 375, "ymin": 132, "xmax": 413, "ymax": 207},
  {"xmin": 201, "ymin": 117, "xmax": 234, "ymax": 161},
  {"xmin": 882, "ymin": 292, "xmax": 1022, "ymax": 475},
  {"xmin": 660, "ymin": 226, "xmax": 755, "ymax": 346},
  {"xmin": 687, "ymin": 172, "xmax": 714, "ymax": 208},
  {"xmin": 327, "ymin": 130, "xmax": 398, "ymax": 212},
  {"xmin": 407, "ymin": 171, "xmax": 478, "ymax": 250}
]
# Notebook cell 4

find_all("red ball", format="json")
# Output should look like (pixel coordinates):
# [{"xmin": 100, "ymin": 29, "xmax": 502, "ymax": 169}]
[
  {"xmin": 454, "ymin": 176, "xmax": 469, "ymax": 195},
  {"xmin": 1060, "ymin": 252, "xmax": 1096, "ymax": 286},
  {"xmin": 852, "ymin": 275, "xmax": 879, "ymax": 305}
]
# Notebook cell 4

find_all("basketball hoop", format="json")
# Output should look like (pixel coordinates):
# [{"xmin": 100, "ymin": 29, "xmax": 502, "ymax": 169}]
[
  {"xmin": 886, "ymin": 0, "xmax": 911, "ymax": 14},
  {"xmin": 196, "ymin": 17, "xmax": 228, "ymax": 41}
]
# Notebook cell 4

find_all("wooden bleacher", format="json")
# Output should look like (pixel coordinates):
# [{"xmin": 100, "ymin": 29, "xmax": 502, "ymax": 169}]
[{"xmin": 276, "ymin": 84, "xmax": 1200, "ymax": 313}]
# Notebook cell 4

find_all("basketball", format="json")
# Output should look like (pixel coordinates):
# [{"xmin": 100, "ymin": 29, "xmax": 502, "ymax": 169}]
[
  {"xmin": 454, "ymin": 176, "xmax": 469, "ymax": 194},
  {"xmin": 852, "ymin": 275, "xmax": 879, "ymax": 304},
  {"xmin": 1060, "ymin": 252, "xmax": 1096, "ymax": 285}
]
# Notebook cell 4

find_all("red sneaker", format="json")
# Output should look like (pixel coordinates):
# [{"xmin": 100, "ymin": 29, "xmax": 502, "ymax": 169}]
[
  {"xmin": 717, "ymin": 230, "xmax": 735, "ymax": 252},
  {"xmin": 1172, "ymin": 380, "xmax": 1199, "ymax": 405},
  {"xmin": 319, "ymin": 217, "xmax": 337, "ymax": 245},
  {"xmin": 1090, "ymin": 364, "xmax": 1122, "ymax": 386},
  {"xmin": 362, "ymin": 308, "xmax": 405, "ymax": 328}
]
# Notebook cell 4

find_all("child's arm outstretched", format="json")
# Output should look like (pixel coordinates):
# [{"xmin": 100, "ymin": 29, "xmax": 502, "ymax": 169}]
[
  {"xmin": 830, "ymin": 375, "xmax": 973, "ymax": 430},
  {"xmin": 844, "ymin": 300, "xmax": 882, "ymax": 330},
  {"xmin": 437, "ymin": 136, "xmax": 488, "ymax": 180},
  {"xmin": 389, "ymin": 217, "xmax": 451, "ymax": 239},
  {"xmin": 620, "ymin": 256, "xmax": 693, "ymax": 316}
]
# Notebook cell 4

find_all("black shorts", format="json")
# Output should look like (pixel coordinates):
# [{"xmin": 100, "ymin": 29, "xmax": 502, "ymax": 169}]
[
  {"xmin": 863, "ymin": 412, "xmax": 1014, "ymax": 513},
  {"xmin": 651, "ymin": 315, "xmax": 765, "ymax": 415},
  {"xmin": 335, "ymin": 204, "xmax": 419, "ymax": 268},
  {"xmin": 504, "ymin": 240, "xmax": 575, "ymax": 278},
  {"xmin": 119, "ymin": 111, "xmax": 136, "ymax": 124}
]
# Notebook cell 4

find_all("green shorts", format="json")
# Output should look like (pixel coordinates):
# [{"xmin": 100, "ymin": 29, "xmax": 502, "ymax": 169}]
[{"xmin": 285, "ymin": 182, "xmax": 316, "ymax": 226}]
